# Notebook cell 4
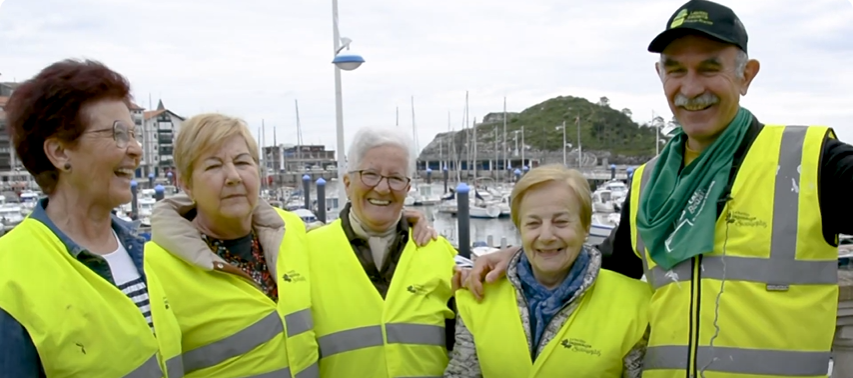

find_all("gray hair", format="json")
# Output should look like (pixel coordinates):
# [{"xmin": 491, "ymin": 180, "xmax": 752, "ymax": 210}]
[
  {"xmin": 658, "ymin": 49, "xmax": 749, "ymax": 80},
  {"xmin": 346, "ymin": 126, "xmax": 416, "ymax": 177}
]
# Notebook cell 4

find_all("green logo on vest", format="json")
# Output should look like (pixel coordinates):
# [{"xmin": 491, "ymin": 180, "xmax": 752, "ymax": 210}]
[
  {"xmin": 407, "ymin": 284, "xmax": 427, "ymax": 295},
  {"xmin": 282, "ymin": 270, "xmax": 306, "ymax": 283},
  {"xmin": 560, "ymin": 338, "xmax": 601, "ymax": 357}
]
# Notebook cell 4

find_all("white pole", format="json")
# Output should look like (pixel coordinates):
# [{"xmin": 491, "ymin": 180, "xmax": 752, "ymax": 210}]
[
  {"xmin": 562, "ymin": 120, "xmax": 566, "ymax": 166},
  {"xmin": 576, "ymin": 114, "xmax": 582, "ymax": 167},
  {"xmin": 502, "ymin": 97, "xmax": 507, "ymax": 179},
  {"xmin": 332, "ymin": 0, "xmax": 347, "ymax": 203},
  {"xmin": 521, "ymin": 125, "xmax": 525, "ymax": 169},
  {"xmin": 654, "ymin": 111, "xmax": 660, "ymax": 156}
]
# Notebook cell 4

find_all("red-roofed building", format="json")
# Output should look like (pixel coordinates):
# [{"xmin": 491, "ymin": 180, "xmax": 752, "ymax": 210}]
[{"xmin": 139, "ymin": 99, "xmax": 185, "ymax": 178}]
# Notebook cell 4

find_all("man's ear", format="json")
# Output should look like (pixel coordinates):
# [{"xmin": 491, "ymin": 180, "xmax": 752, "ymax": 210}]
[
  {"xmin": 654, "ymin": 61, "xmax": 664, "ymax": 82},
  {"xmin": 739, "ymin": 59, "xmax": 761, "ymax": 96}
]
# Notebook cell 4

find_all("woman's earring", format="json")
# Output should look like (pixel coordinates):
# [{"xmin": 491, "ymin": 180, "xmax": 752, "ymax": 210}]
[{"xmin": 63, "ymin": 163, "xmax": 71, "ymax": 171}]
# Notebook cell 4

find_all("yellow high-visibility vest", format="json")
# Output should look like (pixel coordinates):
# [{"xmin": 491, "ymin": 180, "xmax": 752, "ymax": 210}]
[
  {"xmin": 144, "ymin": 209, "xmax": 318, "ymax": 378},
  {"xmin": 0, "ymin": 218, "xmax": 184, "ymax": 378},
  {"xmin": 307, "ymin": 219, "xmax": 456, "ymax": 378},
  {"xmin": 456, "ymin": 268, "xmax": 650, "ymax": 377},
  {"xmin": 630, "ymin": 125, "xmax": 838, "ymax": 378}
]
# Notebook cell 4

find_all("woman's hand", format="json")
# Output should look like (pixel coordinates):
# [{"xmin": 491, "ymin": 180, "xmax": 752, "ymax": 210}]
[
  {"xmin": 451, "ymin": 265, "xmax": 471, "ymax": 292},
  {"xmin": 463, "ymin": 246, "xmax": 520, "ymax": 301},
  {"xmin": 404, "ymin": 208, "xmax": 438, "ymax": 246}
]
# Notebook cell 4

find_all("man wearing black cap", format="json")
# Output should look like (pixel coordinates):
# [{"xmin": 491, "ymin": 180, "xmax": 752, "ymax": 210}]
[
  {"xmin": 463, "ymin": 0, "xmax": 853, "ymax": 376},
  {"xmin": 615, "ymin": 1, "xmax": 853, "ymax": 377}
]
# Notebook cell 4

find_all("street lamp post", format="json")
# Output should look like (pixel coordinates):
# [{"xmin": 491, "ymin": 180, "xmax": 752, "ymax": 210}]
[
  {"xmin": 330, "ymin": 0, "xmax": 365, "ymax": 203},
  {"xmin": 561, "ymin": 121, "xmax": 566, "ymax": 166}
]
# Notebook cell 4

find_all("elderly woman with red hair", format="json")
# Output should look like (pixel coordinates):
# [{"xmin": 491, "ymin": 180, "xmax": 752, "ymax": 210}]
[{"xmin": 0, "ymin": 60, "xmax": 182, "ymax": 377}]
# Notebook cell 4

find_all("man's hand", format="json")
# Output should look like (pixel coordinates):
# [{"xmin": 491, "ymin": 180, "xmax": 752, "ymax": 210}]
[
  {"xmin": 404, "ymin": 208, "xmax": 439, "ymax": 246},
  {"xmin": 463, "ymin": 246, "xmax": 520, "ymax": 301}
]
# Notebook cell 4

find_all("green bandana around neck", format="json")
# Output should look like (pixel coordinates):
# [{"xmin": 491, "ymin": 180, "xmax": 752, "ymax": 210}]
[{"xmin": 636, "ymin": 107, "xmax": 753, "ymax": 271}]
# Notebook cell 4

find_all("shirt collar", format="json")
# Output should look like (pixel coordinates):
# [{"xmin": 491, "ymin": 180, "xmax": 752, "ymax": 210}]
[{"xmin": 29, "ymin": 197, "xmax": 142, "ymax": 258}]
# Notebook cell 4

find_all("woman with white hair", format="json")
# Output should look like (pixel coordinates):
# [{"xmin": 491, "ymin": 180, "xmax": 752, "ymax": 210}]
[{"xmin": 307, "ymin": 126, "xmax": 459, "ymax": 378}]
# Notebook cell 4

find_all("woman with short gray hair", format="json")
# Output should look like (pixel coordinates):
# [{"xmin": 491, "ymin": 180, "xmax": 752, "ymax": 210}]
[{"xmin": 307, "ymin": 126, "xmax": 460, "ymax": 378}]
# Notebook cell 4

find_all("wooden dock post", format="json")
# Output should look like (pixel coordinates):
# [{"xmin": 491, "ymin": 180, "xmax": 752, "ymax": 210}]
[{"xmin": 833, "ymin": 270, "xmax": 853, "ymax": 377}]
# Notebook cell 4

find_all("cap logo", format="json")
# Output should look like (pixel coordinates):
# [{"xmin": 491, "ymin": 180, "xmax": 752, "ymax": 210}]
[
  {"xmin": 670, "ymin": 9, "xmax": 688, "ymax": 28},
  {"xmin": 670, "ymin": 9, "xmax": 715, "ymax": 29}
]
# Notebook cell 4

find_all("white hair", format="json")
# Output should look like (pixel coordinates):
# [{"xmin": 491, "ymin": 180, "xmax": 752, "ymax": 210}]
[
  {"xmin": 346, "ymin": 126, "xmax": 416, "ymax": 177},
  {"xmin": 658, "ymin": 49, "xmax": 749, "ymax": 80}
]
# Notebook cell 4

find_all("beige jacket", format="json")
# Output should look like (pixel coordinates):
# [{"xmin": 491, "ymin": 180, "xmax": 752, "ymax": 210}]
[{"xmin": 149, "ymin": 193, "xmax": 295, "ymax": 282}]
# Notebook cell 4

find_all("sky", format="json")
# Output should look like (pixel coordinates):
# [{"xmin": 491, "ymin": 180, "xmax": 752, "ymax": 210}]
[{"xmin": 0, "ymin": 0, "xmax": 851, "ymax": 155}]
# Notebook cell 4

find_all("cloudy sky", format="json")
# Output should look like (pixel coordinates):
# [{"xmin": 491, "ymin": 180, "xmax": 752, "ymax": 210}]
[{"xmin": 0, "ymin": 0, "xmax": 851, "ymax": 154}]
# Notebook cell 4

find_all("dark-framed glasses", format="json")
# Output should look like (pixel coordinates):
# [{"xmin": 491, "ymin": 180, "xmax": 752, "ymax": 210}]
[
  {"xmin": 87, "ymin": 120, "xmax": 138, "ymax": 149},
  {"xmin": 351, "ymin": 170, "xmax": 410, "ymax": 191}
]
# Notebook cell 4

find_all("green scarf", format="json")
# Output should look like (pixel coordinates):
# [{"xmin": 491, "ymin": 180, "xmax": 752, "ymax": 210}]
[{"xmin": 636, "ymin": 107, "xmax": 753, "ymax": 271}]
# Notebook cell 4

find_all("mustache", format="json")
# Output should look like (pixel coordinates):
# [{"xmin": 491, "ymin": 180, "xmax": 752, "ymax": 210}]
[{"xmin": 674, "ymin": 92, "xmax": 719, "ymax": 108}]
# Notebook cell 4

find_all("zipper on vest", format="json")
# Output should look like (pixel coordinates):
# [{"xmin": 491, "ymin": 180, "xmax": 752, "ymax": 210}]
[
  {"xmin": 517, "ymin": 290, "xmax": 537, "ymax": 360},
  {"xmin": 533, "ymin": 290, "xmax": 584, "ymax": 358},
  {"xmin": 688, "ymin": 256, "xmax": 703, "ymax": 378},
  {"xmin": 514, "ymin": 281, "xmax": 579, "ymax": 361}
]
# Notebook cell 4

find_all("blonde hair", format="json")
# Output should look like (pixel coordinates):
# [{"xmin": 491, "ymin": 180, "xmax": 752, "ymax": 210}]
[
  {"xmin": 510, "ymin": 164, "xmax": 592, "ymax": 230},
  {"xmin": 174, "ymin": 113, "xmax": 259, "ymax": 186}
]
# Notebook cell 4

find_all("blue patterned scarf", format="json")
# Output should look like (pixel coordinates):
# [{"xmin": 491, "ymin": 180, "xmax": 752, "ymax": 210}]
[{"xmin": 516, "ymin": 247, "xmax": 591, "ymax": 355}]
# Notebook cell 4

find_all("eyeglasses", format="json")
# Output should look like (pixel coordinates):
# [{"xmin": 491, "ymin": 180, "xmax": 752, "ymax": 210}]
[
  {"xmin": 351, "ymin": 170, "xmax": 410, "ymax": 191},
  {"xmin": 86, "ymin": 120, "xmax": 138, "ymax": 149}
]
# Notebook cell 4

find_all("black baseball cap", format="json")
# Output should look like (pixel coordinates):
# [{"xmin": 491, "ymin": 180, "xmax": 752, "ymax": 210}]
[{"xmin": 648, "ymin": 0, "xmax": 748, "ymax": 54}]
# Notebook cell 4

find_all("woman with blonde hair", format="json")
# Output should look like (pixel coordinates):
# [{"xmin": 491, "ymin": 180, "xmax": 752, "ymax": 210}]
[
  {"xmin": 146, "ymin": 113, "xmax": 437, "ymax": 377},
  {"xmin": 142, "ymin": 113, "xmax": 317, "ymax": 377},
  {"xmin": 445, "ymin": 164, "xmax": 651, "ymax": 378}
]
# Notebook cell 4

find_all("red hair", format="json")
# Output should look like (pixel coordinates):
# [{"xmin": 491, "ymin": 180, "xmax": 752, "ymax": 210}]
[{"xmin": 4, "ymin": 59, "xmax": 133, "ymax": 194}]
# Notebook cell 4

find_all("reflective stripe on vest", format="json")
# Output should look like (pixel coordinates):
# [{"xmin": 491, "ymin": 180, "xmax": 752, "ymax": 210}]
[
  {"xmin": 644, "ymin": 345, "xmax": 830, "ymax": 376},
  {"xmin": 125, "ymin": 354, "xmax": 182, "ymax": 378},
  {"xmin": 633, "ymin": 125, "xmax": 836, "ymax": 377},
  {"xmin": 182, "ymin": 309, "xmax": 313, "ymax": 373},
  {"xmin": 125, "ymin": 354, "xmax": 163, "ymax": 378},
  {"xmin": 318, "ymin": 323, "xmax": 445, "ymax": 358}
]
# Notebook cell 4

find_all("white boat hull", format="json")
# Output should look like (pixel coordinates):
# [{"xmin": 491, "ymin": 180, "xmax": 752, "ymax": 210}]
[
  {"xmin": 469, "ymin": 205, "xmax": 501, "ymax": 219},
  {"xmin": 587, "ymin": 223, "xmax": 614, "ymax": 246}
]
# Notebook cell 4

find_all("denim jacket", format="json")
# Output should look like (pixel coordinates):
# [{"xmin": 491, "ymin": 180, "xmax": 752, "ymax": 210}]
[{"xmin": 0, "ymin": 198, "xmax": 148, "ymax": 378}]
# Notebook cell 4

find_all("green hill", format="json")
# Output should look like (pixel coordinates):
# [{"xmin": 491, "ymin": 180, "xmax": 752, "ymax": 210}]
[
  {"xmin": 483, "ymin": 95, "xmax": 660, "ymax": 155},
  {"xmin": 419, "ymin": 95, "xmax": 680, "ymax": 165}
]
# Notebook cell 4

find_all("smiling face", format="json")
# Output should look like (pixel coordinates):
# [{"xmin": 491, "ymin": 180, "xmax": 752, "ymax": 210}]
[
  {"xmin": 344, "ymin": 144, "xmax": 411, "ymax": 232},
  {"xmin": 518, "ymin": 180, "xmax": 588, "ymax": 289},
  {"xmin": 656, "ymin": 34, "xmax": 759, "ymax": 150},
  {"xmin": 183, "ymin": 134, "xmax": 259, "ymax": 224},
  {"xmin": 50, "ymin": 99, "xmax": 142, "ymax": 208}
]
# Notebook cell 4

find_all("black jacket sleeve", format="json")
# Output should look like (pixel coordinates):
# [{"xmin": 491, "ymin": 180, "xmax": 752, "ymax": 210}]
[
  {"xmin": 445, "ymin": 297, "xmax": 457, "ymax": 351},
  {"xmin": 820, "ymin": 138, "xmax": 853, "ymax": 240},
  {"xmin": 598, "ymin": 189, "xmax": 645, "ymax": 279}
]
